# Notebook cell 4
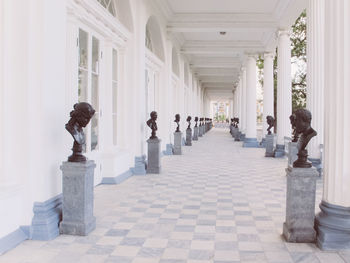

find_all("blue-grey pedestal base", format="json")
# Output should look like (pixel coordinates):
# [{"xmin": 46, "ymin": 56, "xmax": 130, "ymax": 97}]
[
  {"xmin": 193, "ymin": 127, "xmax": 198, "ymax": 141},
  {"xmin": 265, "ymin": 134, "xmax": 275, "ymax": 157},
  {"xmin": 163, "ymin": 144, "xmax": 173, "ymax": 155},
  {"xmin": 59, "ymin": 161, "xmax": 96, "ymax": 236},
  {"xmin": 288, "ymin": 142, "xmax": 298, "ymax": 166},
  {"xmin": 309, "ymin": 158, "xmax": 322, "ymax": 177},
  {"xmin": 234, "ymin": 129, "xmax": 241, "ymax": 141},
  {"xmin": 315, "ymin": 201, "xmax": 350, "ymax": 250},
  {"xmin": 147, "ymin": 138, "xmax": 161, "ymax": 174},
  {"xmin": 274, "ymin": 144, "xmax": 285, "ymax": 157},
  {"xmin": 185, "ymin": 128, "xmax": 192, "ymax": 146},
  {"xmin": 283, "ymin": 166, "xmax": 318, "ymax": 243},
  {"xmin": 243, "ymin": 137, "xmax": 259, "ymax": 148},
  {"xmin": 173, "ymin": 132, "xmax": 182, "ymax": 155},
  {"xmin": 133, "ymin": 155, "xmax": 146, "ymax": 175}
]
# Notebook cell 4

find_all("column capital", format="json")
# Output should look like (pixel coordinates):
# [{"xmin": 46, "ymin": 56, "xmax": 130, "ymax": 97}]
[
  {"xmin": 264, "ymin": 52, "xmax": 275, "ymax": 60},
  {"xmin": 277, "ymin": 29, "xmax": 291, "ymax": 38}
]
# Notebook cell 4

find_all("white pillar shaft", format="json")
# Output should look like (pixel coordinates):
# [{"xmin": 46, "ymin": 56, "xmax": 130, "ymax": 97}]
[
  {"xmin": 276, "ymin": 31, "xmax": 292, "ymax": 145},
  {"xmin": 306, "ymin": 0, "xmax": 325, "ymax": 160},
  {"xmin": 230, "ymin": 98, "xmax": 234, "ymax": 118},
  {"xmin": 323, "ymin": 0, "xmax": 350, "ymax": 207},
  {"xmin": 240, "ymin": 69, "xmax": 247, "ymax": 133},
  {"xmin": 263, "ymin": 53, "xmax": 275, "ymax": 136},
  {"xmin": 245, "ymin": 56, "xmax": 257, "ymax": 139},
  {"xmin": 237, "ymin": 79, "xmax": 242, "ymax": 122}
]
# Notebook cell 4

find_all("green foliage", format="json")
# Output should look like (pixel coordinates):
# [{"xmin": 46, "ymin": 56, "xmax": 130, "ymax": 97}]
[{"xmin": 259, "ymin": 9, "xmax": 307, "ymax": 128}]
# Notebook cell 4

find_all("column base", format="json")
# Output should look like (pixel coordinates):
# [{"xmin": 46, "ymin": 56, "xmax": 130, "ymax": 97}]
[
  {"xmin": 274, "ymin": 144, "xmax": 285, "ymax": 157},
  {"xmin": 163, "ymin": 144, "xmax": 173, "ymax": 156},
  {"xmin": 315, "ymin": 201, "xmax": 350, "ymax": 250},
  {"xmin": 308, "ymin": 158, "xmax": 322, "ymax": 177},
  {"xmin": 243, "ymin": 138, "xmax": 259, "ymax": 148},
  {"xmin": 132, "ymin": 155, "xmax": 146, "ymax": 175},
  {"xmin": 240, "ymin": 133, "xmax": 246, "ymax": 141}
]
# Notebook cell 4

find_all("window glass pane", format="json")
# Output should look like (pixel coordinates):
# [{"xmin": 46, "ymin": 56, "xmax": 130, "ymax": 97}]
[
  {"xmin": 92, "ymin": 37, "xmax": 99, "ymax": 74},
  {"xmin": 78, "ymin": 69, "xmax": 88, "ymax": 102},
  {"xmin": 145, "ymin": 27, "xmax": 153, "ymax": 51},
  {"xmin": 97, "ymin": 0, "xmax": 116, "ymax": 16},
  {"xmin": 91, "ymin": 74, "xmax": 99, "ymax": 150},
  {"xmin": 79, "ymin": 29, "xmax": 88, "ymax": 69}
]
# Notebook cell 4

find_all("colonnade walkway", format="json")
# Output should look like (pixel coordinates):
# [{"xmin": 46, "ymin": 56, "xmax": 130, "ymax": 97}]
[{"xmin": 1, "ymin": 129, "xmax": 349, "ymax": 263}]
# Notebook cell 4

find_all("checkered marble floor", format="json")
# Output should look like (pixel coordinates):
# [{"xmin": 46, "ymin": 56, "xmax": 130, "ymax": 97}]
[{"xmin": 1, "ymin": 128, "xmax": 350, "ymax": 263}]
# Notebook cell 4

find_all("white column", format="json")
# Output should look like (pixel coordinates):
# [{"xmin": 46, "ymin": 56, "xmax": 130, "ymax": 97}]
[
  {"xmin": 240, "ymin": 68, "xmax": 247, "ymax": 134},
  {"xmin": 263, "ymin": 52, "xmax": 275, "ymax": 137},
  {"xmin": 306, "ymin": 0, "xmax": 325, "ymax": 163},
  {"xmin": 237, "ymin": 78, "xmax": 242, "ymax": 124},
  {"xmin": 276, "ymin": 30, "xmax": 292, "ymax": 147},
  {"xmin": 315, "ymin": 0, "xmax": 350, "ymax": 250},
  {"xmin": 245, "ymin": 55, "xmax": 257, "ymax": 140},
  {"xmin": 230, "ymin": 98, "xmax": 234, "ymax": 118}
]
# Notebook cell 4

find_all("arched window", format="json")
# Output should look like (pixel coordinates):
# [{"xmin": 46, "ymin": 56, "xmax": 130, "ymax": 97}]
[
  {"xmin": 145, "ymin": 26, "xmax": 153, "ymax": 51},
  {"xmin": 96, "ymin": 0, "xmax": 117, "ymax": 17}
]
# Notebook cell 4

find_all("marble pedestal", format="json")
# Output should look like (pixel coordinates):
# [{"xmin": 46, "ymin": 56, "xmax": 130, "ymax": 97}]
[
  {"xmin": 243, "ymin": 138, "xmax": 259, "ymax": 148},
  {"xmin": 283, "ymin": 166, "xmax": 318, "ymax": 243},
  {"xmin": 198, "ymin": 126, "xmax": 203, "ymax": 137},
  {"xmin": 288, "ymin": 142, "xmax": 298, "ymax": 167},
  {"xmin": 59, "ymin": 161, "xmax": 96, "ymax": 236},
  {"xmin": 185, "ymin": 128, "xmax": 192, "ymax": 146},
  {"xmin": 230, "ymin": 125, "xmax": 234, "ymax": 137},
  {"xmin": 265, "ymin": 134, "xmax": 275, "ymax": 157},
  {"xmin": 147, "ymin": 138, "xmax": 161, "ymax": 174},
  {"xmin": 232, "ymin": 127, "xmax": 239, "ymax": 141},
  {"xmin": 193, "ymin": 127, "xmax": 199, "ymax": 141},
  {"xmin": 173, "ymin": 132, "xmax": 182, "ymax": 155}
]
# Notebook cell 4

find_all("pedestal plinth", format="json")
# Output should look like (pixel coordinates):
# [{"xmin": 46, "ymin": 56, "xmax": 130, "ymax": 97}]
[
  {"xmin": 147, "ymin": 138, "xmax": 161, "ymax": 174},
  {"xmin": 193, "ymin": 127, "xmax": 199, "ymax": 141},
  {"xmin": 185, "ymin": 128, "xmax": 192, "ymax": 146},
  {"xmin": 265, "ymin": 134, "xmax": 275, "ymax": 157},
  {"xmin": 173, "ymin": 132, "xmax": 182, "ymax": 155},
  {"xmin": 59, "ymin": 161, "xmax": 96, "ymax": 236},
  {"xmin": 283, "ymin": 166, "xmax": 318, "ymax": 243},
  {"xmin": 232, "ymin": 128, "xmax": 240, "ymax": 141},
  {"xmin": 288, "ymin": 142, "xmax": 298, "ymax": 167},
  {"xmin": 230, "ymin": 125, "xmax": 234, "ymax": 137}
]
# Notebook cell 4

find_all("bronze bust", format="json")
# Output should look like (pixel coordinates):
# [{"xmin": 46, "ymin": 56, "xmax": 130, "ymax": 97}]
[
  {"xmin": 187, "ymin": 116, "xmax": 192, "ymax": 129},
  {"xmin": 66, "ymin": 102, "xmax": 95, "ymax": 162},
  {"xmin": 266, "ymin": 115, "xmax": 275, "ymax": 135},
  {"xmin": 293, "ymin": 109, "xmax": 317, "ymax": 168},
  {"xmin": 174, "ymin": 114, "xmax": 180, "ymax": 132},
  {"xmin": 289, "ymin": 113, "xmax": 299, "ymax": 142},
  {"xmin": 147, "ymin": 111, "xmax": 158, "ymax": 139},
  {"xmin": 194, "ymin": 117, "xmax": 199, "ymax": 127}
]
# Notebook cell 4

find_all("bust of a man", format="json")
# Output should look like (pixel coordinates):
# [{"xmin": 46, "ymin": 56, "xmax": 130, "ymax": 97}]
[
  {"xmin": 174, "ymin": 114, "xmax": 180, "ymax": 132},
  {"xmin": 194, "ymin": 117, "xmax": 199, "ymax": 127},
  {"xmin": 266, "ymin": 115, "xmax": 275, "ymax": 135},
  {"xmin": 289, "ymin": 113, "xmax": 299, "ymax": 142},
  {"xmin": 66, "ymin": 102, "xmax": 95, "ymax": 162},
  {"xmin": 147, "ymin": 111, "xmax": 158, "ymax": 139},
  {"xmin": 293, "ymin": 109, "xmax": 317, "ymax": 168},
  {"xmin": 187, "ymin": 116, "xmax": 192, "ymax": 129}
]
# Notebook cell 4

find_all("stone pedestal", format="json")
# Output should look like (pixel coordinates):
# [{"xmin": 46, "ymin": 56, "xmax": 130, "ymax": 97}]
[
  {"xmin": 193, "ymin": 127, "xmax": 199, "ymax": 141},
  {"xmin": 234, "ymin": 129, "xmax": 241, "ymax": 141},
  {"xmin": 265, "ymin": 134, "xmax": 275, "ymax": 157},
  {"xmin": 288, "ymin": 142, "xmax": 298, "ymax": 167},
  {"xmin": 185, "ymin": 128, "xmax": 192, "ymax": 146},
  {"xmin": 173, "ymin": 132, "xmax": 182, "ymax": 155},
  {"xmin": 283, "ymin": 166, "xmax": 318, "ymax": 243},
  {"xmin": 199, "ymin": 126, "xmax": 203, "ymax": 137},
  {"xmin": 230, "ymin": 125, "xmax": 234, "ymax": 137},
  {"xmin": 147, "ymin": 138, "xmax": 161, "ymax": 174},
  {"xmin": 59, "ymin": 161, "xmax": 96, "ymax": 236}
]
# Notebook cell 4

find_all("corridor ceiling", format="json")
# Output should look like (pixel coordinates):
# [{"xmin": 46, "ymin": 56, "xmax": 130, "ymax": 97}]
[{"xmin": 154, "ymin": 0, "xmax": 306, "ymax": 100}]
